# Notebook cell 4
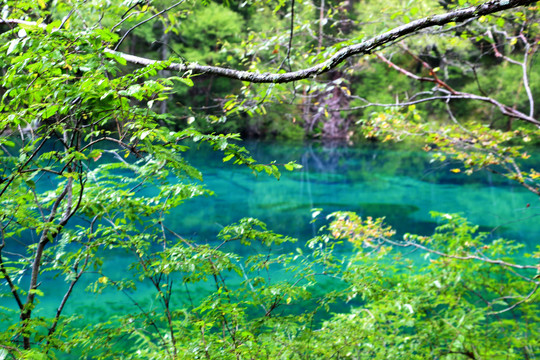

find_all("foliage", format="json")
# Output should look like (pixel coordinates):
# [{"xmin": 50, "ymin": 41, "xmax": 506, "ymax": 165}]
[
  {"xmin": 314, "ymin": 211, "xmax": 540, "ymax": 359},
  {"xmin": 0, "ymin": 10, "xmax": 297, "ymax": 358},
  {"xmin": 0, "ymin": 0, "xmax": 539, "ymax": 359},
  {"xmin": 174, "ymin": 2, "xmax": 245, "ymax": 65},
  {"xmin": 363, "ymin": 106, "xmax": 540, "ymax": 195}
]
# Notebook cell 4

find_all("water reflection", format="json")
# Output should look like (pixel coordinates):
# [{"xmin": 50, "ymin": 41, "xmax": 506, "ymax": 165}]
[{"xmin": 175, "ymin": 140, "xmax": 539, "ymax": 252}]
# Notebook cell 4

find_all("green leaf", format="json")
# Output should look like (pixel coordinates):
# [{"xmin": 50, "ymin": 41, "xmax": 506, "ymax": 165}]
[
  {"xmin": 41, "ymin": 104, "xmax": 59, "ymax": 119},
  {"xmin": 223, "ymin": 153, "xmax": 235, "ymax": 162},
  {"xmin": 170, "ymin": 76, "xmax": 194, "ymax": 87},
  {"xmin": 105, "ymin": 51, "xmax": 127, "ymax": 66}
]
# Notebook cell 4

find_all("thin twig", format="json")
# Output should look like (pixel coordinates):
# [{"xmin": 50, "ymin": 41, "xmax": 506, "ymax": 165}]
[
  {"xmin": 488, "ymin": 284, "xmax": 539, "ymax": 315},
  {"xmin": 378, "ymin": 234, "xmax": 539, "ymax": 271},
  {"xmin": 113, "ymin": 0, "xmax": 186, "ymax": 51}
]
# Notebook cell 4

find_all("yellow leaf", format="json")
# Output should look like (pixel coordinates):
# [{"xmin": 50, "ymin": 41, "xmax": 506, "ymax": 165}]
[
  {"xmin": 98, "ymin": 276, "xmax": 109, "ymax": 284},
  {"xmin": 224, "ymin": 102, "xmax": 236, "ymax": 111},
  {"xmin": 37, "ymin": 0, "xmax": 46, "ymax": 9},
  {"xmin": 450, "ymin": 168, "xmax": 461, "ymax": 173}
]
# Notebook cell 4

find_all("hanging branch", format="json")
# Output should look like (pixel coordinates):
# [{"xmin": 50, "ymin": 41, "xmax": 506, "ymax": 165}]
[
  {"xmin": 2, "ymin": 0, "xmax": 536, "ymax": 84},
  {"xmin": 487, "ymin": 28, "xmax": 536, "ymax": 119},
  {"xmin": 101, "ymin": 0, "xmax": 536, "ymax": 83},
  {"xmin": 113, "ymin": 0, "xmax": 187, "ymax": 51},
  {"xmin": 373, "ymin": 53, "xmax": 540, "ymax": 127},
  {"xmin": 375, "ymin": 52, "xmax": 457, "ymax": 94},
  {"xmin": 279, "ymin": 0, "xmax": 296, "ymax": 72}
]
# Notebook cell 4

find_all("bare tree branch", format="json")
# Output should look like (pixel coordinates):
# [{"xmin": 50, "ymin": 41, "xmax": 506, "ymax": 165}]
[
  {"xmin": 2, "ymin": 0, "xmax": 535, "ymax": 86},
  {"xmin": 103, "ymin": 0, "xmax": 536, "ymax": 82},
  {"xmin": 370, "ymin": 53, "xmax": 540, "ymax": 127},
  {"xmin": 376, "ymin": 52, "xmax": 457, "ymax": 93},
  {"xmin": 336, "ymin": 91, "xmax": 540, "ymax": 127},
  {"xmin": 488, "ymin": 283, "xmax": 539, "ymax": 315},
  {"xmin": 47, "ymin": 252, "xmax": 91, "ymax": 340},
  {"xmin": 383, "ymin": 237, "xmax": 540, "ymax": 271},
  {"xmin": 279, "ymin": 0, "xmax": 296, "ymax": 72},
  {"xmin": 0, "ymin": 247, "xmax": 23, "ymax": 310},
  {"xmin": 113, "ymin": 0, "xmax": 187, "ymax": 51}
]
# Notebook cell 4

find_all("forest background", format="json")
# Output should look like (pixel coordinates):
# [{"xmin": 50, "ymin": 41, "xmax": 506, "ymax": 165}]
[{"xmin": 0, "ymin": 0, "xmax": 539, "ymax": 358}]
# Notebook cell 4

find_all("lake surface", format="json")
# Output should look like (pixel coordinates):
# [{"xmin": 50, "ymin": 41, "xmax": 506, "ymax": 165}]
[
  {"xmin": 178, "ymin": 140, "xmax": 539, "ymax": 247},
  {"xmin": 3, "ymin": 140, "xmax": 540, "ymax": 325}
]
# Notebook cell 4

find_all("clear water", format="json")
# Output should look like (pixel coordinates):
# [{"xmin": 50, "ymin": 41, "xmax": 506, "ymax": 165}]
[
  {"xmin": 178, "ymin": 141, "xmax": 538, "ymax": 246},
  {"xmin": 3, "ymin": 140, "xmax": 539, "ymax": 327}
]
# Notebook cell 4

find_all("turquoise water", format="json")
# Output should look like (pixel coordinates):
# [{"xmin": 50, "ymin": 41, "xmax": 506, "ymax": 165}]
[
  {"xmin": 2, "ymin": 140, "xmax": 539, "ymax": 326},
  {"xmin": 177, "ymin": 141, "xmax": 538, "ymax": 247}
]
